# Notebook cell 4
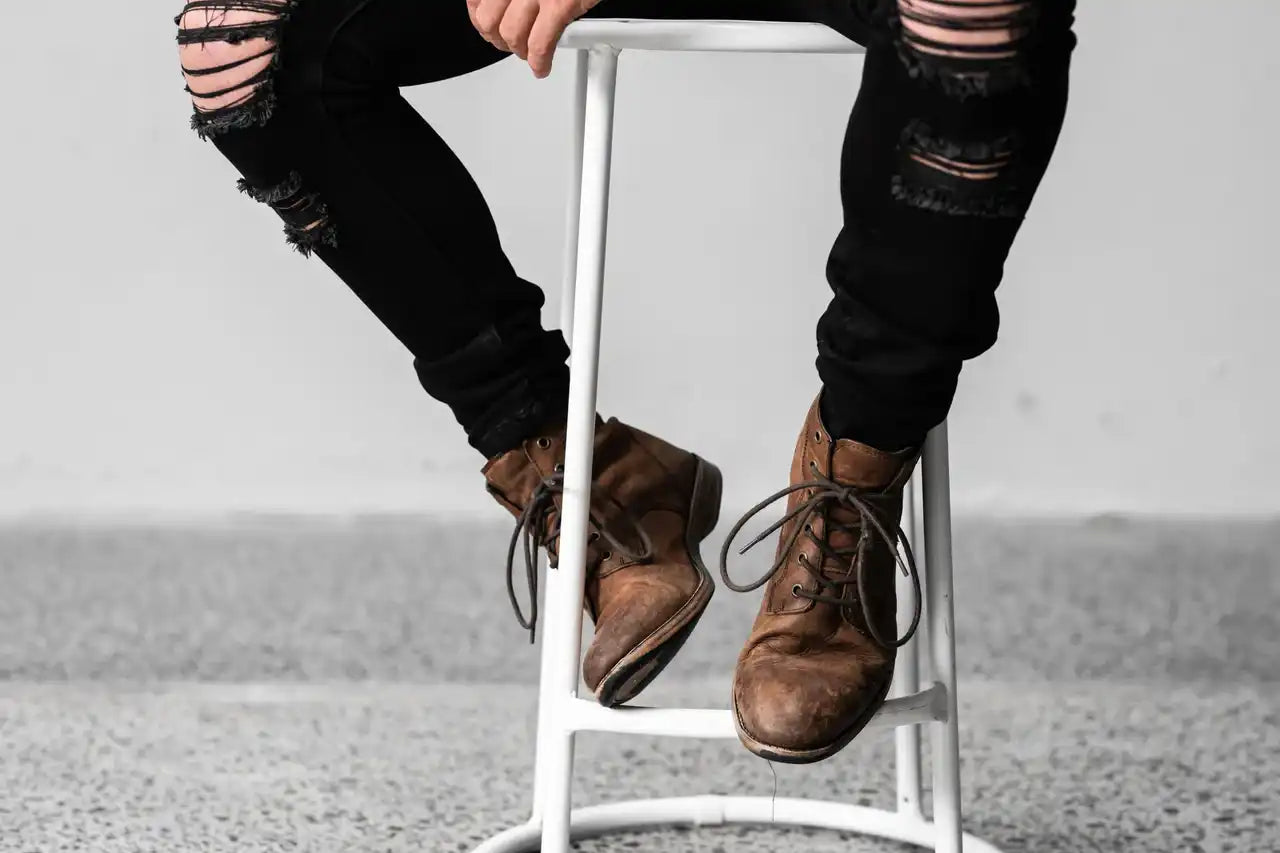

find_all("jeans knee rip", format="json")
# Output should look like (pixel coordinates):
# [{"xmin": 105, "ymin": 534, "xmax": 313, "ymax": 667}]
[
  {"xmin": 891, "ymin": 119, "xmax": 1023, "ymax": 218},
  {"xmin": 176, "ymin": 0, "xmax": 298, "ymax": 139},
  {"xmin": 238, "ymin": 171, "xmax": 338, "ymax": 256},
  {"xmin": 891, "ymin": 0, "xmax": 1040, "ymax": 99}
]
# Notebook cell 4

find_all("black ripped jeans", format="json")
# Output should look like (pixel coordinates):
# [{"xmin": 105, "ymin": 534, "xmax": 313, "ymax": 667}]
[{"xmin": 176, "ymin": 0, "xmax": 1076, "ymax": 458}]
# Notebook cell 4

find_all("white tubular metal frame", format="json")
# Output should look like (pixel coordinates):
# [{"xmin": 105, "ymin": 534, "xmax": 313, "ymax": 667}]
[{"xmin": 474, "ymin": 20, "xmax": 1003, "ymax": 853}]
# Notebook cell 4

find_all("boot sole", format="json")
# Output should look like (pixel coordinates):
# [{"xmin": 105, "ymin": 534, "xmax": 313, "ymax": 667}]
[
  {"xmin": 593, "ymin": 456, "xmax": 723, "ymax": 708},
  {"xmin": 732, "ymin": 670, "xmax": 894, "ymax": 765}
]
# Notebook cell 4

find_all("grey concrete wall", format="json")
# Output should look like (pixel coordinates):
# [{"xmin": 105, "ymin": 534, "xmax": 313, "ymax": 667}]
[{"xmin": 2, "ymin": 3, "xmax": 1277, "ymax": 517}]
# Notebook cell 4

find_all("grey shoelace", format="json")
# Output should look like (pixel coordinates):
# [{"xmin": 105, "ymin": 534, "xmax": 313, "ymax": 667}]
[
  {"xmin": 504, "ymin": 473, "xmax": 654, "ymax": 644},
  {"xmin": 718, "ymin": 459, "xmax": 922, "ymax": 649}
]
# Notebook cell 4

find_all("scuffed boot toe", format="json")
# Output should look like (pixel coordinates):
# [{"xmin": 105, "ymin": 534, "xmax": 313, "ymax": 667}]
[
  {"xmin": 585, "ymin": 566, "xmax": 713, "ymax": 706},
  {"xmin": 733, "ymin": 644, "xmax": 894, "ymax": 764}
]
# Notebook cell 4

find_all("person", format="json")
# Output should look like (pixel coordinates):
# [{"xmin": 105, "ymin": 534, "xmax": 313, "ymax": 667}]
[{"xmin": 175, "ymin": 0, "xmax": 1076, "ymax": 764}]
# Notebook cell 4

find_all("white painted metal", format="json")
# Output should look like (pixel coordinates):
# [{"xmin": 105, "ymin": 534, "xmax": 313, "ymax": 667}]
[
  {"xmin": 474, "ymin": 19, "xmax": 1007, "ymax": 853},
  {"xmin": 558, "ymin": 49, "xmax": 589, "ymax": 342},
  {"xmin": 894, "ymin": 474, "xmax": 925, "ymax": 819},
  {"xmin": 536, "ymin": 44, "xmax": 622, "ymax": 853},
  {"xmin": 924, "ymin": 423, "xmax": 965, "ymax": 853},
  {"xmin": 560, "ymin": 18, "xmax": 865, "ymax": 54},
  {"xmin": 565, "ymin": 685, "xmax": 943, "ymax": 738},
  {"xmin": 528, "ymin": 48, "xmax": 590, "ymax": 825},
  {"xmin": 474, "ymin": 799, "xmax": 1006, "ymax": 853}
]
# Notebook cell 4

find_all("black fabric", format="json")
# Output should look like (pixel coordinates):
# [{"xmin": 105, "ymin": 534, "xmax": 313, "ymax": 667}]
[{"xmin": 192, "ymin": 0, "xmax": 1076, "ymax": 456}]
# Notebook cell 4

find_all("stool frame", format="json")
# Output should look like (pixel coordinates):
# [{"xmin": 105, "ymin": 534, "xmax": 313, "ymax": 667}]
[{"xmin": 472, "ymin": 20, "xmax": 1004, "ymax": 853}]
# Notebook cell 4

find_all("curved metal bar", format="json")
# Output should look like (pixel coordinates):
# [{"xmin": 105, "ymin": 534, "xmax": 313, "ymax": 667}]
[{"xmin": 475, "ymin": 798, "xmax": 1006, "ymax": 853}]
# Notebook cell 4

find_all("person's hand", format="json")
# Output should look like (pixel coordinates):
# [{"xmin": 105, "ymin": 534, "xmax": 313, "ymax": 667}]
[{"xmin": 467, "ymin": 0, "xmax": 600, "ymax": 79}]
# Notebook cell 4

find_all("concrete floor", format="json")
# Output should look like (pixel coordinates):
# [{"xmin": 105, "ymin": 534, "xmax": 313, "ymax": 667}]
[{"xmin": 0, "ymin": 514, "xmax": 1277, "ymax": 851}]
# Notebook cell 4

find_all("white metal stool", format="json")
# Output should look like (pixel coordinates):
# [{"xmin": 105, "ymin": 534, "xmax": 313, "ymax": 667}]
[{"xmin": 474, "ymin": 19, "xmax": 1002, "ymax": 853}]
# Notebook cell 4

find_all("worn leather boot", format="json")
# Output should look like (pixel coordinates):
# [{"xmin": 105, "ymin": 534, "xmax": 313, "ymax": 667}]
[
  {"xmin": 484, "ymin": 416, "xmax": 722, "ymax": 707},
  {"xmin": 721, "ymin": 394, "xmax": 923, "ymax": 763}
]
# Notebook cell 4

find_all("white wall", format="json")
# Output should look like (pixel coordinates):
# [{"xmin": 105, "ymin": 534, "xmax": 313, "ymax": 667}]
[{"xmin": 1, "ymin": 3, "xmax": 1276, "ymax": 518}]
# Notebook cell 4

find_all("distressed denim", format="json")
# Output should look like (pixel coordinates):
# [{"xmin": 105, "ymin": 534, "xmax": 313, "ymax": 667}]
[{"xmin": 176, "ymin": 0, "xmax": 1076, "ymax": 456}]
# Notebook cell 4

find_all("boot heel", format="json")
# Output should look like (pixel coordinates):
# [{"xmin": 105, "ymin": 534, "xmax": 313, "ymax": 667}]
[{"xmin": 688, "ymin": 457, "xmax": 723, "ymax": 544}]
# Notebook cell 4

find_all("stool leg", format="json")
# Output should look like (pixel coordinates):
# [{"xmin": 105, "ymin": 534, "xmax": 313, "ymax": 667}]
[
  {"xmin": 892, "ymin": 474, "xmax": 924, "ymax": 821},
  {"xmin": 540, "ymin": 44, "xmax": 622, "ymax": 853},
  {"xmin": 558, "ymin": 49, "xmax": 590, "ymax": 341},
  {"xmin": 922, "ymin": 422, "xmax": 963, "ymax": 852},
  {"xmin": 529, "ymin": 48, "xmax": 590, "ymax": 826}
]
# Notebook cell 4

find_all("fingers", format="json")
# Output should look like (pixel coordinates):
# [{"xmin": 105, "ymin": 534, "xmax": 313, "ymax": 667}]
[
  {"xmin": 469, "ymin": 0, "xmax": 515, "ymax": 52},
  {"xmin": 499, "ymin": 0, "xmax": 541, "ymax": 60},
  {"xmin": 469, "ymin": 0, "xmax": 585, "ymax": 78},
  {"xmin": 527, "ymin": 2, "xmax": 579, "ymax": 78}
]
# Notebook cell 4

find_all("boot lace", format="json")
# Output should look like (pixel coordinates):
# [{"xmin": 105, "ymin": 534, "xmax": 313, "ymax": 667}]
[
  {"xmin": 718, "ymin": 459, "xmax": 922, "ymax": 649},
  {"xmin": 505, "ymin": 471, "xmax": 655, "ymax": 644}
]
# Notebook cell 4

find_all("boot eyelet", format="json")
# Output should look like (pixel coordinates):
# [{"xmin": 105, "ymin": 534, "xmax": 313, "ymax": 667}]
[
  {"xmin": 602, "ymin": 550, "xmax": 613, "ymax": 561},
  {"xmin": 588, "ymin": 532, "xmax": 600, "ymax": 543},
  {"xmin": 536, "ymin": 437, "xmax": 551, "ymax": 449},
  {"xmin": 809, "ymin": 461, "xmax": 819, "ymax": 475},
  {"xmin": 814, "ymin": 431, "xmax": 822, "ymax": 443},
  {"xmin": 553, "ymin": 463, "xmax": 565, "ymax": 473},
  {"xmin": 791, "ymin": 583, "xmax": 803, "ymax": 597}
]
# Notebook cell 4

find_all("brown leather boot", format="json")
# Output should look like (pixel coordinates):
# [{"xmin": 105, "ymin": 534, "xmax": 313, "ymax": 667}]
[
  {"xmin": 484, "ymin": 416, "xmax": 722, "ymax": 707},
  {"xmin": 720, "ymin": 394, "xmax": 922, "ymax": 763}
]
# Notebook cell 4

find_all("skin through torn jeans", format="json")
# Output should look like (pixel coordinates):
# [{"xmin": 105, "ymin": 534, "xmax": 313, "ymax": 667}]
[{"xmin": 175, "ymin": 0, "xmax": 1077, "ymax": 458}]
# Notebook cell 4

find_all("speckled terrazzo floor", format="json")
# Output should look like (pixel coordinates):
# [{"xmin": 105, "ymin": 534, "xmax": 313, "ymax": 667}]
[{"xmin": 0, "ymin": 515, "xmax": 1277, "ymax": 852}]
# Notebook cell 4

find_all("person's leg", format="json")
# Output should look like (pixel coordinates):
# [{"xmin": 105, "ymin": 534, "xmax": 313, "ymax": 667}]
[
  {"xmin": 588, "ymin": 0, "xmax": 1073, "ymax": 452},
  {"xmin": 726, "ymin": 0, "xmax": 1078, "ymax": 763},
  {"xmin": 175, "ymin": 0, "xmax": 732, "ymax": 706},
  {"xmin": 177, "ymin": 0, "xmax": 569, "ymax": 458},
  {"xmin": 173, "ymin": 0, "xmax": 827, "ymax": 460},
  {"xmin": 819, "ymin": 0, "xmax": 1077, "ymax": 451}
]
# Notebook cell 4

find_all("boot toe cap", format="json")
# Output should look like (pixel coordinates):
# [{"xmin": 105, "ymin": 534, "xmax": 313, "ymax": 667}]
[
  {"xmin": 582, "ymin": 571, "xmax": 706, "ymax": 691},
  {"xmin": 733, "ymin": 641, "xmax": 892, "ymax": 756}
]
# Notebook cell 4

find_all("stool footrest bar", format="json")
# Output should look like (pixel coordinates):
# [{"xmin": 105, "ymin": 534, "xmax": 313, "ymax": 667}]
[{"xmin": 562, "ymin": 684, "xmax": 946, "ymax": 737}]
